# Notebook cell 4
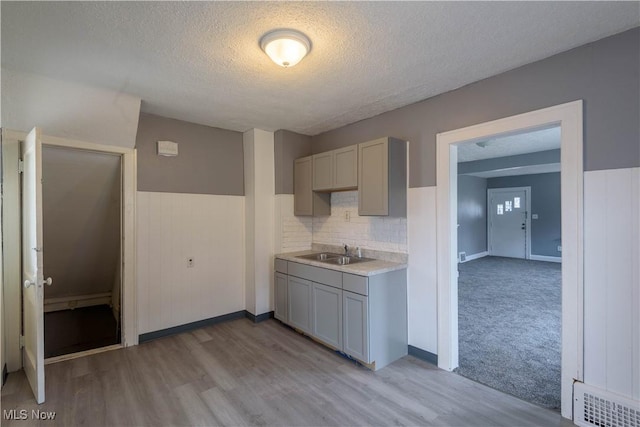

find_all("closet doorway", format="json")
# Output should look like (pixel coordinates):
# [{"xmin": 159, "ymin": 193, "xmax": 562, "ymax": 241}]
[{"xmin": 42, "ymin": 145, "xmax": 122, "ymax": 359}]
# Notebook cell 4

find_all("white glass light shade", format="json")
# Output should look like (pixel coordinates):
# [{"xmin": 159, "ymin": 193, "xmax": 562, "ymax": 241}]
[{"xmin": 260, "ymin": 29, "xmax": 311, "ymax": 68}]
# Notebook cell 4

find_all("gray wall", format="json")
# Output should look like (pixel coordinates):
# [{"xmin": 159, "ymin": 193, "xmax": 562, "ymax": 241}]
[
  {"xmin": 311, "ymin": 27, "xmax": 640, "ymax": 187},
  {"xmin": 274, "ymin": 129, "xmax": 312, "ymax": 195},
  {"xmin": 457, "ymin": 175, "xmax": 488, "ymax": 257},
  {"xmin": 488, "ymin": 172, "xmax": 561, "ymax": 257},
  {"xmin": 136, "ymin": 113, "xmax": 244, "ymax": 195},
  {"xmin": 43, "ymin": 146, "xmax": 121, "ymax": 298}
]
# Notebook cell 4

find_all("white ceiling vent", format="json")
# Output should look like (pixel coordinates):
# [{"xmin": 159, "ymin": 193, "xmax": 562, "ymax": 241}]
[{"xmin": 574, "ymin": 382, "xmax": 639, "ymax": 427}]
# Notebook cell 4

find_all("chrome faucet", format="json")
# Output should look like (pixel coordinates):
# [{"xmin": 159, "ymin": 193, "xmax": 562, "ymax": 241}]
[{"xmin": 343, "ymin": 244, "xmax": 349, "ymax": 256}]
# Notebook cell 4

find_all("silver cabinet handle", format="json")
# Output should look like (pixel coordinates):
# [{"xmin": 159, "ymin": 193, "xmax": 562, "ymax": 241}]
[
  {"xmin": 44, "ymin": 277, "xmax": 53, "ymax": 286},
  {"xmin": 24, "ymin": 280, "xmax": 35, "ymax": 288}
]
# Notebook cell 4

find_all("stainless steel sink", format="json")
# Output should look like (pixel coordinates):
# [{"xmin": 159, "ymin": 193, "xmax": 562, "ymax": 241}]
[
  {"xmin": 295, "ymin": 253, "xmax": 374, "ymax": 265},
  {"xmin": 295, "ymin": 252, "xmax": 342, "ymax": 261},
  {"xmin": 324, "ymin": 255, "xmax": 374, "ymax": 265}
]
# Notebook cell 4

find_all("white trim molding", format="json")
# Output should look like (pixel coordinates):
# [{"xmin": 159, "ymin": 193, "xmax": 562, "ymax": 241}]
[
  {"xmin": 530, "ymin": 255, "xmax": 562, "ymax": 263},
  {"xmin": 436, "ymin": 100, "xmax": 583, "ymax": 420},
  {"xmin": 459, "ymin": 251, "xmax": 488, "ymax": 263}
]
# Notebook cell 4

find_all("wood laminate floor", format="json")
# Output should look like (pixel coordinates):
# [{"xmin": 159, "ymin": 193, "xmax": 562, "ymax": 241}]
[{"xmin": 1, "ymin": 318, "xmax": 574, "ymax": 427}]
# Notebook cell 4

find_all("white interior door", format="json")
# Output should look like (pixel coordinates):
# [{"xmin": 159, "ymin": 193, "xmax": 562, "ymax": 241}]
[
  {"xmin": 488, "ymin": 187, "xmax": 529, "ymax": 259},
  {"xmin": 22, "ymin": 127, "xmax": 47, "ymax": 403}
]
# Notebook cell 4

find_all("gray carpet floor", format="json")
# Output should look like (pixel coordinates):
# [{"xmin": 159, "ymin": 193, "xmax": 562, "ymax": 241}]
[{"xmin": 456, "ymin": 256, "xmax": 561, "ymax": 409}]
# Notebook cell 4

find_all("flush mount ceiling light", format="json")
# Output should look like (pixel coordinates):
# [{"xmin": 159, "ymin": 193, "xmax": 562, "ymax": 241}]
[{"xmin": 260, "ymin": 29, "xmax": 311, "ymax": 68}]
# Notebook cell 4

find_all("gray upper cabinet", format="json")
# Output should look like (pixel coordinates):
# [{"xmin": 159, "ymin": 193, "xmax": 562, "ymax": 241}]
[
  {"xmin": 312, "ymin": 152, "xmax": 334, "ymax": 191},
  {"xmin": 312, "ymin": 145, "xmax": 358, "ymax": 192},
  {"xmin": 358, "ymin": 137, "xmax": 407, "ymax": 217},
  {"xmin": 333, "ymin": 145, "xmax": 358, "ymax": 190},
  {"xmin": 294, "ymin": 156, "xmax": 330, "ymax": 216}
]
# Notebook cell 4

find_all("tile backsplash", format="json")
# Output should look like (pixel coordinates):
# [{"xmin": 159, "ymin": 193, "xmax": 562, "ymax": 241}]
[{"xmin": 312, "ymin": 191, "xmax": 407, "ymax": 253}]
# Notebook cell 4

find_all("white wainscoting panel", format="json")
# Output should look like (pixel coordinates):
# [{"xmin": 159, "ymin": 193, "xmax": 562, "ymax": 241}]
[
  {"xmin": 584, "ymin": 167, "xmax": 639, "ymax": 400},
  {"xmin": 274, "ymin": 195, "xmax": 313, "ymax": 253},
  {"xmin": 137, "ymin": 192, "xmax": 245, "ymax": 334},
  {"xmin": 407, "ymin": 186, "xmax": 438, "ymax": 354}
]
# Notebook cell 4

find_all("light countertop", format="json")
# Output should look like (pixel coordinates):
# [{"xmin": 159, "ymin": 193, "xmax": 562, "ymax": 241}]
[{"xmin": 275, "ymin": 250, "xmax": 407, "ymax": 276}]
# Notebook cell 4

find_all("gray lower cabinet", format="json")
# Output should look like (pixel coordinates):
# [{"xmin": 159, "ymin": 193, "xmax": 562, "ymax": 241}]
[
  {"xmin": 287, "ymin": 275, "xmax": 312, "ymax": 333},
  {"xmin": 311, "ymin": 282, "xmax": 342, "ymax": 349},
  {"xmin": 342, "ymin": 291, "xmax": 369, "ymax": 362},
  {"xmin": 274, "ymin": 272, "xmax": 288, "ymax": 322},
  {"xmin": 275, "ymin": 258, "xmax": 407, "ymax": 370}
]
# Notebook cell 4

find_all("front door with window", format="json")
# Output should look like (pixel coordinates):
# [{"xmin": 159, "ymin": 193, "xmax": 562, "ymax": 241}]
[{"xmin": 488, "ymin": 187, "xmax": 529, "ymax": 259}]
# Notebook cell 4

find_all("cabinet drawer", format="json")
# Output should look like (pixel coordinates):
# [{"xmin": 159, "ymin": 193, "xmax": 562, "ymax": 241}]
[
  {"xmin": 287, "ymin": 262, "xmax": 342, "ymax": 289},
  {"xmin": 275, "ymin": 258, "xmax": 288, "ymax": 274},
  {"xmin": 343, "ymin": 273, "xmax": 368, "ymax": 295}
]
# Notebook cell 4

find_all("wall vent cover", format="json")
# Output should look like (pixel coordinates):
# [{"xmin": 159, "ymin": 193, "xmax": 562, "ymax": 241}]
[{"xmin": 575, "ymin": 382, "xmax": 639, "ymax": 427}]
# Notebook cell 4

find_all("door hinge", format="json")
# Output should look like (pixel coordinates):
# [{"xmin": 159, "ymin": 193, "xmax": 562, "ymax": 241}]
[
  {"xmin": 18, "ymin": 159, "xmax": 24, "ymax": 174},
  {"xmin": 19, "ymin": 335, "xmax": 25, "ymax": 349}
]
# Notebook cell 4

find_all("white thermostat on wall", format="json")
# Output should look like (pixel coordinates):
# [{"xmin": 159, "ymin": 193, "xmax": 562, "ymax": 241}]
[{"xmin": 157, "ymin": 140, "xmax": 178, "ymax": 156}]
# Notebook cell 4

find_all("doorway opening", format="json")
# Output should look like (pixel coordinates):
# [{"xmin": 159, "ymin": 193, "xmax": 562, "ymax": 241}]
[
  {"xmin": 41, "ymin": 145, "xmax": 122, "ymax": 359},
  {"xmin": 455, "ymin": 126, "xmax": 562, "ymax": 409},
  {"xmin": 436, "ymin": 101, "xmax": 583, "ymax": 420},
  {"xmin": 3, "ymin": 127, "xmax": 136, "ymax": 403}
]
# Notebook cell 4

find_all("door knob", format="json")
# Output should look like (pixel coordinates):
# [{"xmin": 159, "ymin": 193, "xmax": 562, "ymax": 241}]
[{"xmin": 23, "ymin": 277, "xmax": 52, "ymax": 288}]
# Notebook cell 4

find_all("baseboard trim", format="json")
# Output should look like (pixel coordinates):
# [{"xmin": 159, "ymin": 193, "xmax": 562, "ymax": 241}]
[
  {"xmin": 408, "ymin": 345, "xmax": 438, "ymax": 366},
  {"xmin": 44, "ymin": 292, "xmax": 112, "ymax": 313},
  {"xmin": 530, "ymin": 255, "xmax": 562, "ymax": 263},
  {"xmin": 460, "ymin": 251, "xmax": 488, "ymax": 263},
  {"xmin": 245, "ymin": 311, "xmax": 274, "ymax": 323},
  {"xmin": 2, "ymin": 363, "xmax": 7, "ymax": 386},
  {"xmin": 139, "ymin": 310, "xmax": 246, "ymax": 343}
]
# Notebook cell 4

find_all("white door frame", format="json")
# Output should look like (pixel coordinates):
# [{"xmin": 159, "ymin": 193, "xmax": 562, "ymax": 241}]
[
  {"xmin": 1, "ymin": 129, "xmax": 138, "ymax": 371},
  {"xmin": 436, "ymin": 100, "xmax": 583, "ymax": 420},
  {"xmin": 487, "ymin": 186, "xmax": 531, "ymax": 259}
]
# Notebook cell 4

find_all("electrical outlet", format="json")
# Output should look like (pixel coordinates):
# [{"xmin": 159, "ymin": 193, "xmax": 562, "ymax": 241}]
[
  {"xmin": 557, "ymin": 246, "xmax": 562, "ymax": 252},
  {"xmin": 345, "ymin": 211, "xmax": 351, "ymax": 222},
  {"xmin": 187, "ymin": 257, "xmax": 195, "ymax": 268}
]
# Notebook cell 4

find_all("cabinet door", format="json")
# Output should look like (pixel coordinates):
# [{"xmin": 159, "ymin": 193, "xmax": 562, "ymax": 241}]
[
  {"xmin": 274, "ymin": 272, "xmax": 288, "ymax": 322},
  {"xmin": 311, "ymin": 283, "xmax": 342, "ymax": 349},
  {"xmin": 288, "ymin": 276, "xmax": 312, "ymax": 333},
  {"xmin": 294, "ymin": 156, "xmax": 313, "ymax": 216},
  {"xmin": 343, "ymin": 291, "xmax": 369, "ymax": 362},
  {"xmin": 333, "ymin": 145, "xmax": 358, "ymax": 190},
  {"xmin": 358, "ymin": 138, "xmax": 388, "ymax": 215},
  {"xmin": 312, "ymin": 152, "xmax": 334, "ymax": 191}
]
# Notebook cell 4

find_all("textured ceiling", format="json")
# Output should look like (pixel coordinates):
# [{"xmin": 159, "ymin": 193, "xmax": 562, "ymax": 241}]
[
  {"xmin": 2, "ymin": 2, "xmax": 638, "ymax": 135},
  {"xmin": 458, "ymin": 126, "xmax": 561, "ymax": 162}
]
